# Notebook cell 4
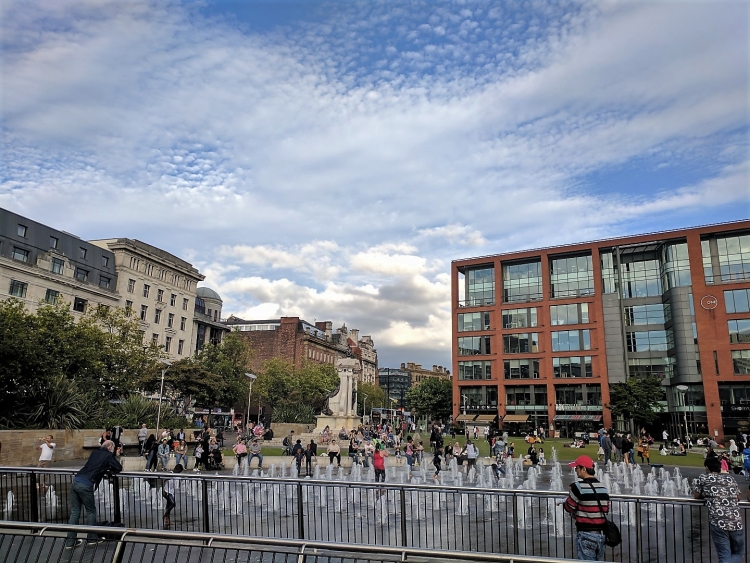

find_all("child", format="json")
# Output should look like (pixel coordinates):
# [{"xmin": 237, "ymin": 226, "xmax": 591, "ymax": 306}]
[
  {"xmin": 507, "ymin": 442, "xmax": 515, "ymax": 459},
  {"xmin": 193, "ymin": 443, "xmax": 204, "ymax": 471},
  {"xmin": 538, "ymin": 447, "xmax": 546, "ymax": 466},
  {"xmin": 432, "ymin": 447, "xmax": 443, "ymax": 482},
  {"xmin": 416, "ymin": 441, "xmax": 424, "ymax": 466}
]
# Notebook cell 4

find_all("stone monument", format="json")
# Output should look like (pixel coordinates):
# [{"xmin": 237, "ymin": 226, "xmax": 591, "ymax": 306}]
[{"xmin": 315, "ymin": 358, "xmax": 362, "ymax": 434}]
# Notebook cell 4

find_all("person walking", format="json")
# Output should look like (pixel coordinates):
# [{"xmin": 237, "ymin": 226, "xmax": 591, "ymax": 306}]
[
  {"xmin": 432, "ymin": 446, "xmax": 443, "ymax": 482},
  {"xmin": 563, "ymin": 455, "xmax": 609, "ymax": 561},
  {"xmin": 373, "ymin": 444, "xmax": 388, "ymax": 482},
  {"xmin": 65, "ymin": 441, "xmax": 122, "ymax": 549},
  {"xmin": 162, "ymin": 463, "xmax": 183, "ymax": 529},
  {"xmin": 694, "ymin": 456, "xmax": 744, "ymax": 563},
  {"xmin": 37, "ymin": 435, "xmax": 56, "ymax": 468},
  {"xmin": 601, "ymin": 433, "xmax": 612, "ymax": 467}
]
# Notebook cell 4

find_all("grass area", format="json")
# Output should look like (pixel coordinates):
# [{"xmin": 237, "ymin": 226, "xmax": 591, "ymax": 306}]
[{"xmin": 426, "ymin": 435, "xmax": 710, "ymax": 467}]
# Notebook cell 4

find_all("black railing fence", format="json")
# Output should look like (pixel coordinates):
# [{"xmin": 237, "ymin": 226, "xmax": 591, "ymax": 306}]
[{"xmin": 0, "ymin": 467, "xmax": 748, "ymax": 563}]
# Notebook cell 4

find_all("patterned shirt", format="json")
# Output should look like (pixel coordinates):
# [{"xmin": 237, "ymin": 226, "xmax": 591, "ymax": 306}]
[
  {"xmin": 563, "ymin": 478, "xmax": 610, "ymax": 531},
  {"xmin": 694, "ymin": 473, "xmax": 743, "ymax": 531}
]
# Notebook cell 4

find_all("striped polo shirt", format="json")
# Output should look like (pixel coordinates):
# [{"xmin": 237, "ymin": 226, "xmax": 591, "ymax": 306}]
[{"xmin": 563, "ymin": 478, "xmax": 609, "ymax": 531}]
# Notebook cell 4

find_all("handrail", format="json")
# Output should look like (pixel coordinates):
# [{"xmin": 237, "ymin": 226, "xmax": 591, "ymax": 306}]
[
  {"xmin": 0, "ymin": 466, "xmax": 722, "ymax": 505},
  {"xmin": 0, "ymin": 520, "xmax": 581, "ymax": 563}
]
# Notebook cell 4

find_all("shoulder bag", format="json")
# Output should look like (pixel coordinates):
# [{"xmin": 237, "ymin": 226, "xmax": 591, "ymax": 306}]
[{"xmin": 587, "ymin": 483, "xmax": 621, "ymax": 547}]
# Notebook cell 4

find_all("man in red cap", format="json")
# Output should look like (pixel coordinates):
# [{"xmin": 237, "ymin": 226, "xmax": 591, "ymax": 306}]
[{"xmin": 563, "ymin": 455, "xmax": 609, "ymax": 560}]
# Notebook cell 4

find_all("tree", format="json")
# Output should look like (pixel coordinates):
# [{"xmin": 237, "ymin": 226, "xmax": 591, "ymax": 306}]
[
  {"xmin": 406, "ymin": 378, "xmax": 453, "ymax": 422},
  {"xmin": 357, "ymin": 382, "xmax": 386, "ymax": 416},
  {"xmin": 608, "ymin": 375, "xmax": 665, "ymax": 430}
]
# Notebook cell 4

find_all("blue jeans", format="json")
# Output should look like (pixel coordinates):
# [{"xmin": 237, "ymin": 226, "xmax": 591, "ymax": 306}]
[
  {"xmin": 576, "ymin": 530, "xmax": 605, "ymax": 561},
  {"xmin": 175, "ymin": 453, "xmax": 187, "ymax": 468},
  {"xmin": 248, "ymin": 452, "xmax": 263, "ymax": 468},
  {"xmin": 66, "ymin": 480, "xmax": 98, "ymax": 544},
  {"xmin": 710, "ymin": 523, "xmax": 745, "ymax": 563}
]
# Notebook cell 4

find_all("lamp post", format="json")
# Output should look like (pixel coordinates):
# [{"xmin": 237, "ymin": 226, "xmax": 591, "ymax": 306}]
[
  {"xmin": 155, "ymin": 359, "xmax": 172, "ymax": 439},
  {"xmin": 676, "ymin": 385, "xmax": 690, "ymax": 447},
  {"xmin": 461, "ymin": 394, "xmax": 468, "ymax": 415},
  {"xmin": 362, "ymin": 394, "xmax": 368, "ymax": 422},
  {"xmin": 245, "ymin": 373, "xmax": 257, "ymax": 432}
]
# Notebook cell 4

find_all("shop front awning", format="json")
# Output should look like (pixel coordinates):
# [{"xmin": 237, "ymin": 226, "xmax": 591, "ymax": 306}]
[
  {"xmin": 553, "ymin": 414, "xmax": 602, "ymax": 422},
  {"xmin": 502, "ymin": 414, "xmax": 529, "ymax": 423},
  {"xmin": 455, "ymin": 414, "xmax": 476, "ymax": 423},
  {"xmin": 474, "ymin": 414, "xmax": 497, "ymax": 423}
]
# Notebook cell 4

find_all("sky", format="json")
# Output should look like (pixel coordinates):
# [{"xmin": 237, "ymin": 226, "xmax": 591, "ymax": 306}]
[{"xmin": 1, "ymin": 0, "xmax": 749, "ymax": 370}]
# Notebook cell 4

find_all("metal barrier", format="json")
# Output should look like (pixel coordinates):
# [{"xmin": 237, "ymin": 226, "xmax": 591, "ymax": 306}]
[
  {"xmin": 0, "ymin": 521, "xmax": 583, "ymax": 563},
  {"xmin": 0, "ymin": 467, "xmax": 747, "ymax": 562}
]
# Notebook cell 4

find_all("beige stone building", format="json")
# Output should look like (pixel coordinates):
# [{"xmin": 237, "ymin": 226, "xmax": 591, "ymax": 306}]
[
  {"xmin": 1, "ymin": 208, "xmax": 120, "ymax": 315},
  {"xmin": 402, "ymin": 362, "xmax": 452, "ymax": 386},
  {"xmin": 90, "ymin": 238, "xmax": 204, "ymax": 360}
]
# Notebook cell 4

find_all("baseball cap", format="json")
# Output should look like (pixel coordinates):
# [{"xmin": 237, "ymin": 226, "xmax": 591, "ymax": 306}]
[{"xmin": 568, "ymin": 455, "xmax": 594, "ymax": 469}]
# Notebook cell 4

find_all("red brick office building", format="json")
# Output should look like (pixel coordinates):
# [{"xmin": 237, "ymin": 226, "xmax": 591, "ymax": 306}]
[{"xmin": 451, "ymin": 220, "xmax": 750, "ymax": 441}]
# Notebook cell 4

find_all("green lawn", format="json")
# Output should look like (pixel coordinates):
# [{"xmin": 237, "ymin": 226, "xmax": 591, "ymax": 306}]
[{"xmin": 432, "ymin": 436, "xmax": 710, "ymax": 467}]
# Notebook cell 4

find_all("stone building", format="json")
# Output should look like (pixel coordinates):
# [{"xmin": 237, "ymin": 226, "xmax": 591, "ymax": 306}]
[
  {"xmin": 0, "ymin": 207, "xmax": 120, "ymax": 315},
  {"xmin": 193, "ymin": 286, "xmax": 230, "ymax": 354},
  {"xmin": 90, "ymin": 238, "xmax": 204, "ymax": 360},
  {"xmin": 401, "ymin": 362, "xmax": 451, "ymax": 386}
]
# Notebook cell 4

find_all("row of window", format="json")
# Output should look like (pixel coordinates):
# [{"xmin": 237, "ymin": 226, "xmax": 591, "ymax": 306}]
[
  {"xmin": 458, "ymin": 356, "xmax": 594, "ymax": 380},
  {"xmin": 460, "ymin": 302, "xmax": 672, "ymax": 333},
  {"xmin": 458, "ymin": 330, "xmax": 591, "ymax": 355},
  {"xmin": 15, "ymin": 224, "xmax": 111, "ymax": 266},
  {"xmin": 11, "ymin": 247, "xmax": 113, "ymax": 289},
  {"xmin": 129, "ymin": 256, "xmax": 193, "ymax": 291},
  {"xmin": 127, "ymin": 279, "xmax": 190, "ymax": 310}
]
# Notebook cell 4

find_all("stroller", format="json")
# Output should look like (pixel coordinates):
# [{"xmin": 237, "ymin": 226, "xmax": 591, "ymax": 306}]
[{"xmin": 206, "ymin": 448, "xmax": 225, "ymax": 470}]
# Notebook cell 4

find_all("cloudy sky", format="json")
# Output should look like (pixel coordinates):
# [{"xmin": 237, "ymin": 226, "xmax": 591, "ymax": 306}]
[{"xmin": 1, "ymin": 0, "xmax": 748, "ymax": 370}]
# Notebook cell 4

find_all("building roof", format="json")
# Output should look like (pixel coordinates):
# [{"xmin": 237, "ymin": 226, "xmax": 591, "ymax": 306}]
[{"xmin": 196, "ymin": 286, "xmax": 222, "ymax": 301}]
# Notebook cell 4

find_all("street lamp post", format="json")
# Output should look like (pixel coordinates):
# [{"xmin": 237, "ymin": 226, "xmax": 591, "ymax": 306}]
[
  {"xmin": 245, "ymin": 373, "xmax": 257, "ymax": 432},
  {"xmin": 676, "ymin": 385, "xmax": 690, "ymax": 447},
  {"xmin": 362, "ymin": 394, "xmax": 368, "ymax": 422},
  {"xmin": 155, "ymin": 359, "xmax": 172, "ymax": 439}
]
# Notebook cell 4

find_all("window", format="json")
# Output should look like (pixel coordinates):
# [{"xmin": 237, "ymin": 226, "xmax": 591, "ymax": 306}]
[
  {"xmin": 73, "ymin": 297, "xmax": 87, "ymax": 312},
  {"xmin": 195, "ymin": 297, "xmax": 206, "ymax": 315},
  {"xmin": 503, "ymin": 260, "xmax": 542, "ymax": 303},
  {"xmin": 9, "ymin": 279, "xmax": 27, "ymax": 298},
  {"xmin": 553, "ymin": 356, "xmax": 593, "ymax": 378},
  {"xmin": 45, "ymin": 289, "xmax": 59, "ymax": 304},
  {"xmin": 49, "ymin": 236, "xmax": 58, "ymax": 249},
  {"xmin": 707, "ymin": 233, "xmax": 750, "ymax": 283},
  {"xmin": 626, "ymin": 330, "xmax": 669, "ymax": 352},
  {"xmin": 154, "ymin": 309, "xmax": 161, "ymax": 324},
  {"xmin": 79, "ymin": 247, "xmax": 87, "ymax": 259},
  {"xmin": 143, "ymin": 284, "xmax": 150, "ymax": 298},
  {"xmin": 170, "ymin": 294, "xmax": 177, "ymax": 307},
  {"xmin": 125, "ymin": 300, "xmax": 133, "ymax": 314},
  {"xmin": 207, "ymin": 308, "xmax": 212, "ymax": 319},
  {"xmin": 458, "ymin": 361, "xmax": 492, "ymax": 380},
  {"xmin": 549, "ymin": 254, "xmax": 594, "ymax": 298},
  {"xmin": 12, "ymin": 247, "xmax": 29, "ymax": 263},
  {"xmin": 101, "ymin": 256, "xmax": 109, "ymax": 268},
  {"xmin": 180, "ymin": 317, "xmax": 187, "ymax": 331},
  {"xmin": 17, "ymin": 225, "xmax": 27, "ymax": 237},
  {"xmin": 503, "ymin": 333, "xmax": 539, "ymax": 354},
  {"xmin": 51, "ymin": 258, "xmax": 64, "ymax": 274},
  {"xmin": 99, "ymin": 276, "xmax": 111, "ymax": 289},
  {"xmin": 458, "ymin": 311, "xmax": 491, "ymax": 331},
  {"xmin": 628, "ymin": 357, "xmax": 674, "ymax": 378},
  {"xmin": 624, "ymin": 304, "xmax": 666, "ymax": 326},
  {"xmin": 178, "ymin": 340, "xmax": 185, "ymax": 355},
  {"xmin": 165, "ymin": 337, "xmax": 172, "ymax": 353},
  {"xmin": 502, "ymin": 307, "xmax": 538, "ymax": 329},
  {"xmin": 157, "ymin": 289, "xmax": 164, "ymax": 302},
  {"xmin": 503, "ymin": 359, "xmax": 540, "ymax": 379},
  {"xmin": 461, "ymin": 266, "xmax": 495, "ymax": 307},
  {"xmin": 127, "ymin": 279, "xmax": 135, "ymax": 293},
  {"xmin": 732, "ymin": 350, "xmax": 750, "ymax": 375},
  {"xmin": 551, "ymin": 329, "xmax": 591, "ymax": 352},
  {"xmin": 152, "ymin": 333, "xmax": 159, "ymax": 345},
  {"xmin": 603, "ymin": 248, "xmax": 663, "ymax": 298},
  {"xmin": 140, "ymin": 305, "xmax": 148, "ymax": 321},
  {"xmin": 506, "ymin": 386, "xmax": 532, "ymax": 406},
  {"xmin": 457, "ymin": 336, "xmax": 492, "ymax": 356},
  {"xmin": 74, "ymin": 268, "xmax": 89, "ymax": 282},
  {"xmin": 725, "ymin": 289, "xmax": 750, "ymax": 314},
  {"xmin": 97, "ymin": 304, "xmax": 110, "ymax": 315},
  {"xmin": 662, "ymin": 242, "xmax": 691, "ymax": 288},
  {"xmin": 168, "ymin": 313, "xmax": 174, "ymax": 328},
  {"xmin": 550, "ymin": 303, "xmax": 589, "ymax": 326},
  {"xmin": 183, "ymin": 298, "xmax": 189, "ymax": 310},
  {"xmin": 728, "ymin": 320, "xmax": 750, "ymax": 344}
]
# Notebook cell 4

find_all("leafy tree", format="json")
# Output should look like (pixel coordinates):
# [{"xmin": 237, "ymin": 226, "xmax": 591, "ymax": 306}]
[
  {"xmin": 357, "ymin": 382, "xmax": 387, "ymax": 416},
  {"xmin": 608, "ymin": 375, "xmax": 665, "ymax": 429},
  {"xmin": 405, "ymin": 378, "xmax": 453, "ymax": 422}
]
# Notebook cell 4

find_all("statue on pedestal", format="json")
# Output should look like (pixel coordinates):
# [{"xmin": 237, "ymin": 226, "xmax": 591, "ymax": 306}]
[{"xmin": 323, "ymin": 358, "xmax": 359, "ymax": 417}]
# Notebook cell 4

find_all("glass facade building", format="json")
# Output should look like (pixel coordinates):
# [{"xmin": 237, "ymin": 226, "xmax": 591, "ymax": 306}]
[{"xmin": 452, "ymin": 221, "xmax": 750, "ymax": 439}]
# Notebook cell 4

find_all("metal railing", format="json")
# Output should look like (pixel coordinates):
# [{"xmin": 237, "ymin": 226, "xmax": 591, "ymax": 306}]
[
  {"xmin": 0, "ymin": 467, "xmax": 747, "ymax": 562},
  {"xmin": 0, "ymin": 521, "xmax": 582, "ymax": 563}
]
